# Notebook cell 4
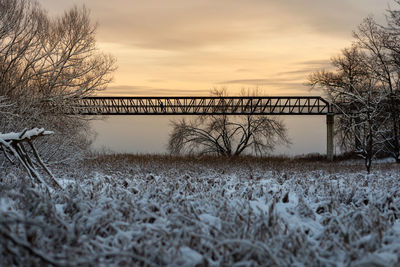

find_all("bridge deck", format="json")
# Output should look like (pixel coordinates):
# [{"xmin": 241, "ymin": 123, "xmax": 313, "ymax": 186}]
[{"xmin": 71, "ymin": 96, "xmax": 332, "ymax": 115}]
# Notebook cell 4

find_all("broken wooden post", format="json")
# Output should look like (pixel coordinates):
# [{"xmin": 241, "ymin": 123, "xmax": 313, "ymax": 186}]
[{"xmin": 0, "ymin": 128, "xmax": 62, "ymax": 189}]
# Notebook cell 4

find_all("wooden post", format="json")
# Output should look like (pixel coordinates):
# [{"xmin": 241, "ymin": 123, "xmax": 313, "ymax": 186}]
[{"xmin": 327, "ymin": 114, "xmax": 334, "ymax": 161}]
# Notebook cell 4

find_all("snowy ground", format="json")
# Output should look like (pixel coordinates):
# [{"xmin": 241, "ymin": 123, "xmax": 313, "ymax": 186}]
[{"xmin": 1, "ymin": 155, "xmax": 400, "ymax": 266}]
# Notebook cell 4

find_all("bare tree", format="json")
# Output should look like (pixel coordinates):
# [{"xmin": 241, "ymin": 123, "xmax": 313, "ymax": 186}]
[
  {"xmin": 380, "ymin": 8, "xmax": 400, "ymax": 162},
  {"xmin": 309, "ymin": 46, "xmax": 366, "ymax": 151},
  {"xmin": 352, "ymin": 16, "xmax": 400, "ymax": 163},
  {"xmin": 308, "ymin": 2, "xmax": 400, "ymax": 170},
  {"xmin": 309, "ymin": 46, "xmax": 390, "ymax": 173},
  {"xmin": 168, "ymin": 89, "xmax": 290, "ymax": 157},
  {"xmin": 0, "ymin": 0, "xmax": 116, "ymax": 161}
]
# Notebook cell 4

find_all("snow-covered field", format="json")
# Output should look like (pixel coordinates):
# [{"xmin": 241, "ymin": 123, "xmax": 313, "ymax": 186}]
[{"xmin": 1, "ymin": 155, "xmax": 400, "ymax": 266}]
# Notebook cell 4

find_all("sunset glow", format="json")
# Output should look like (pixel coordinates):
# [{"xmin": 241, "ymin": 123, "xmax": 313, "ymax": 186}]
[{"xmin": 38, "ymin": 0, "xmax": 388, "ymax": 96}]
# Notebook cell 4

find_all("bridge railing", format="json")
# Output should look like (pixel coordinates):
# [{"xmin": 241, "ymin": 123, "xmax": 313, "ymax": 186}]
[{"xmin": 69, "ymin": 96, "xmax": 332, "ymax": 115}]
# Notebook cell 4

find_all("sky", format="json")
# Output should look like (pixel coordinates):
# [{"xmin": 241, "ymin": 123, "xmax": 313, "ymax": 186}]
[
  {"xmin": 38, "ymin": 0, "xmax": 390, "ymax": 97},
  {"xmin": 37, "ymin": 0, "xmax": 392, "ymax": 155}
]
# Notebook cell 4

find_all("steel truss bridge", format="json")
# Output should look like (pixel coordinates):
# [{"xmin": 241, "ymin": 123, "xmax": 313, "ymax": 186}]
[
  {"xmin": 72, "ymin": 96, "xmax": 335, "ymax": 160},
  {"xmin": 72, "ymin": 96, "xmax": 332, "ymax": 115}
]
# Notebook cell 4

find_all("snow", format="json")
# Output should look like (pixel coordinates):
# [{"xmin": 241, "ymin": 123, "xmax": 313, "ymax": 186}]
[
  {"xmin": 1, "ymin": 156, "xmax": 400, "ymax": 265},
  {"xmin": 393, "ymin": 220, "xmax": 400, "ymax": 234},
  {"xmin": 0, "ymin": 197, "xmax": 16, "ymax": 212},
  {"xmin": 199, "ymin": 213, "xmax": 222, "ymax": 231},
  {"xmin": 0, "ymin": 128, "xmax": 53, "ymax": 141},
  {"xmin": 178, "ymin": 246, "xmax": 204, "ymax": 267}
]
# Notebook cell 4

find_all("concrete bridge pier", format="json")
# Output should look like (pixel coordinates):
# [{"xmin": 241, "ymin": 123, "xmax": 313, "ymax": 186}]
[{"xmin": 326, "ymin": 114, "xmax": 334, "ymax": 161}]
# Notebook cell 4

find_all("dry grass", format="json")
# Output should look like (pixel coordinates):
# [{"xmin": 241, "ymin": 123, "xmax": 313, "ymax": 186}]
[{"xmin": 83, "ymin": 153, "xmax": 398, "ymax": 176}]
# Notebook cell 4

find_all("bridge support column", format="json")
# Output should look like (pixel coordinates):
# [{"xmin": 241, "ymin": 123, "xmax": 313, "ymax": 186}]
[{"xmin": 326, "ymin": 114, "xmax": 334, "ymax": 161}]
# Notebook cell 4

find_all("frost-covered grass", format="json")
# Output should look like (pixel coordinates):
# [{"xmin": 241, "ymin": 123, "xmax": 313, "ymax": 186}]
[{"xmin": 1, "ymin": 154, "xmax": 400, "ymax": 266}]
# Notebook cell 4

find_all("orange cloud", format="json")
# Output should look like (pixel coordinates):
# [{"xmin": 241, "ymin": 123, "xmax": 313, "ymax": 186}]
[{"xmin": 37, "ymin": 0, "xmax": 390, "ymax": 96}]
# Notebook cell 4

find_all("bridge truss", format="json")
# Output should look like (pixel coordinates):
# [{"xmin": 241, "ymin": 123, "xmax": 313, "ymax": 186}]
[
  {"xmin": 71, "ymin": 96, "xmax": 332, "ymax": 115},
  {"xmin": 70, "ymin": 95, "xmax": 335, "ymax": 160}
]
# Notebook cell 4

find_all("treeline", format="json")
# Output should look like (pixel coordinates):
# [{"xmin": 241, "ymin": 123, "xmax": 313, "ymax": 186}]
[
  {"xmin": 0, "ymin": 0, "xmax": 115, "ymax": 161},
  {"xmin": 309, "ymin": 2, "xmax": 400, "ymax": 172}
]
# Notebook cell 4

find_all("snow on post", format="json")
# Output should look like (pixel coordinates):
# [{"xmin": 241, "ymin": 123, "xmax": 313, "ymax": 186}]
[{"xmin": 0, "ymin": 128, "xmax": 62, "ymax": 190}]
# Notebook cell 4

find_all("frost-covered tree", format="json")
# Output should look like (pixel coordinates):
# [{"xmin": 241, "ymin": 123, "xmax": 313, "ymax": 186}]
[
  {"xmin": 354, "ymin": 16, "xmax": 400, "ymax": 163},
  {"xmin": 309, "ymin": 46, "xmax": 389, "ymax": 173},
  {"xmin": 309, "ymin": 46, "xmax": 365, "ymax": 152},
  {"xmin": 168, "ymin": 89, "xmax": 290, "ymax": 157},
  {"xmin": 0, "ymin": 0, "xmax": 115, "ymax": 161},
  {"xmin": 308, "ymin": 1, "xmax": 400, "ymax": 169}
]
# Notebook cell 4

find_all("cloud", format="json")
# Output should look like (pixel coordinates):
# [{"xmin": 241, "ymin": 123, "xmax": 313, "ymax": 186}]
[
  {"xmin": 96, "ymin": 0, "xmax": 389, "ymax": 51},
  {"xmin": 89, "ymin": 0, "xmax": 265, "ymax": 50},
  {"xmin": 38, "ymin": 0, "xmax": 390, "ymax": 53},
  {"xmin": 235, "ymin": 68, "xmax": 253, "ymax": 73},
  {"xmin": 37, "ymin": 0, "xmax": 389, "ymax": 98},
  {"xmin": 278, "ymin": 69, "xmax": 319, "ymax": 76},
  {"xmin": 276, "ymin": 60, "xmax": 334, "ymax": 78},
  {"xmin": 219, "ymin": 77, "xmax": 301, "ymax": 85},
  {"xmin": 296, "ymin": 60, "xmax": 331, "ymax": 67},
  {"xmin": 216, "ymin": 76, "xmax": 321, "ymax": 96},
  {"xmin": 101, "ymin": 85, "xmax": 208, "ymax": 96},
  {"xmin": 272, "ymin": 0, "xmax": 388, "ymax": 36}
]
